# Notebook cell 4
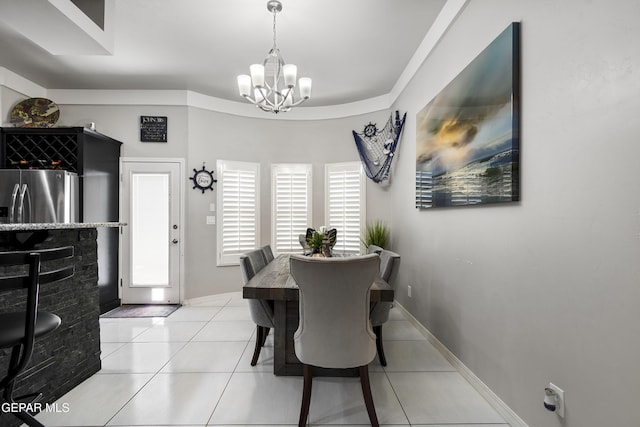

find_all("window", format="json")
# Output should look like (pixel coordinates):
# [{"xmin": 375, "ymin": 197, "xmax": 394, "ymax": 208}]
[
  {"xmin": 271, "ymin": 164, "xmax": 312, "ymax": 255},
  {"xmin": 216, "ymin": 160, "xmax": 260, "ymax": 266},
  {"xmin": 325, "ymin": 162, "xmax": 366, "ymax": 255}
]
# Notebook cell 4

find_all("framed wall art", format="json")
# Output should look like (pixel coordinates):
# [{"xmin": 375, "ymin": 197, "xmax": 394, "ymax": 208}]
[
  {"xmin": 415, "ymin": 22, "xmax": 520, "ymax": 209},
  {"xmin": 140, "ymin": 116, "xmax": 168, "ymax": 142}
]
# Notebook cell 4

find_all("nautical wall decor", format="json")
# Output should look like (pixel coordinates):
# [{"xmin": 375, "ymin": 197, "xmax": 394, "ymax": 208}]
[
  {"xmin": 190, "ymin": 164, "xmax": 217, "ymax": 193},
  {"xmin": 415, "ymin": 22, "xmax": 520, "ymax": 209},
  {"xmin": 352, "ymin": 111, "xmax": 406, "ymax": 183}
]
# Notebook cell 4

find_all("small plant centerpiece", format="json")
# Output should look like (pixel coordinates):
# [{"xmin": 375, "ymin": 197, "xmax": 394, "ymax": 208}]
[
  {"xmin": 306, "ymin": 226, "xmax": 336, "ymax": 257},
  {"xmin": 362, "ymin": 220, "xmax": 389, "ymax": 250},
  {"xmin": 307, "ymin": 229, "xmax": 325, "ymax": 255}
]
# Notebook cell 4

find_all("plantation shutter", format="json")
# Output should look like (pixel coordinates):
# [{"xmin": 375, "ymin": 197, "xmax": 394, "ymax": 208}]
[
  {"xmin": 325, "ymin": 162, "xmax": 366, "ymax": 255},
  {"xmin": 271, "ymin": 164, "xmax": 312, "ymax": 255},
  {"xmin": 216, "ymin": 160, "xmax": 260, "ymax": 266}
]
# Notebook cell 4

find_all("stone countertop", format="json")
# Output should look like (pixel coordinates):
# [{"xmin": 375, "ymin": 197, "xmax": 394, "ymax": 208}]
[{"xmin": 0, "ymin": 222, "xmax": 126, "ymax": 231}]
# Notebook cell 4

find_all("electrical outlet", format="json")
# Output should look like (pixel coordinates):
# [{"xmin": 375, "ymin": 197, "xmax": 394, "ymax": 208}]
[
  {"xmin": 408, "ymin": 285, "xmax": 412, "ymax": 298},
  {"xmin": 548, "ymin": 383, "xmax": 565, "ymax": 418}
]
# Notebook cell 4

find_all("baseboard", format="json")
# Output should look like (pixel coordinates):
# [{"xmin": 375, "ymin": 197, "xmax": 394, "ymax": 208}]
[
  {"xmin": 182, "ymin": 291, "xmax": 240, "ymax": 306},
  {"xmin": 394, "ymin": 302, "xmax": 529, "ymax": 427}
]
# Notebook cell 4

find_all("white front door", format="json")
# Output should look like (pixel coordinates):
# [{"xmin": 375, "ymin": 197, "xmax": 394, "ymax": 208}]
[{"xmin": 120, "ymin": 159, "xmax": 183, "ymax": 304}]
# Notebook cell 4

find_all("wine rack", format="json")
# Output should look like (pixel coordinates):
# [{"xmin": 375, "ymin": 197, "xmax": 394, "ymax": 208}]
[{"xmin": 4, "ymin": 132, "xmax": 79, "ymax": 171}]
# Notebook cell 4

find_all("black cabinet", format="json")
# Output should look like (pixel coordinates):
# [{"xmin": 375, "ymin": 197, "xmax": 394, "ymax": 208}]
[{"xmin": 1, "ymin": 127, "xmax": 122, "ymax": 313}]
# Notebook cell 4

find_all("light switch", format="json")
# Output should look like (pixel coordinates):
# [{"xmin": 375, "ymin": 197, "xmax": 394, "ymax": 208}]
[
  {"xmin": 209, "ymin": 203, "xmax": 216, "ymax": 212},
  {"xmin": 206, "ymin": 216, "xmax": 216, "ymax": 225}
]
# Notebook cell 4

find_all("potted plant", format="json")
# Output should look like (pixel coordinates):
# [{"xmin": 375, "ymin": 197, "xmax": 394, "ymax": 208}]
[
  {"xmin": 362, "ymin": 220, "xmax": 389, "ymax": 249},
  {"xmin": 307, "ymin": 230, "xmax": 325, "ymax": 254}
]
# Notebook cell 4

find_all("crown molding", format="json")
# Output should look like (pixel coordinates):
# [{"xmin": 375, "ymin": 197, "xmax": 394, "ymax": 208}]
[
  {"xmin": 0, "ymin": 67, "xmax": 47, "ymax": 97},
  {"xmin": 389, "ymin": 0, "xmax": 468, "ymax": 103},
  {"xmin": 2, "ymin": 0, "xmax": 467, "ymax": 121}
]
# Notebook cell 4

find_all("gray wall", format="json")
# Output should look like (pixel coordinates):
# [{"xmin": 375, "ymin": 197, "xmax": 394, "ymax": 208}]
[
  {"xmin": 52, "ymin": 103, "xmax": 388, "ymax": 299},
  {"xmin": 389, "ymin": 1, "xmax": 640, "ymax": 427},
  {"xmin": 186, "ymin": 107, "xmax": 389, "ymax": 296}
]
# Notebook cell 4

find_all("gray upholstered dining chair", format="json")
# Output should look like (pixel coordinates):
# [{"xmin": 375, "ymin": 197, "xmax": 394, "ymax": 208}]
[
  {"xmin": 366, "ymin": 244, "xmax": 383, "ymax": 254},
  {"xmin": 260, "ymin": 244, "xmax": 275, "ymax": 263},
  {"xmin": 290, "ymin": 254, "xmax": 380, "ymax": 427},
  {"xmin": 246, "ymin": 248, "xmax": 267, "ymax": 273},
  {"xmin": 239, "ymin": 250, "xmax": 274, "ymax": 366},
  {"xmin": 369, "ymin": 249, "xmax": 401, "ymax": 366}
]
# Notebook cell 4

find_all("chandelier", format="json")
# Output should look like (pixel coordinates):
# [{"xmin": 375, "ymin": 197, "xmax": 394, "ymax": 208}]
[{"xmin": 237, "ymin": 0, "xmax": 312, "ymax": 114}]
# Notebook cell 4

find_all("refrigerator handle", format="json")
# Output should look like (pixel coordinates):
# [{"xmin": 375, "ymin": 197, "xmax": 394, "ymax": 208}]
[
  {"xmin": 17, "ymin": 184, "xmax": 31, "ymax": 223},
  {"xmin": 24, "ymin": 184, "xmax": 32, "ymax": 223},
  {"xmin": 9, "ymin": 184, "xmax": 19, "ymax": 223}
]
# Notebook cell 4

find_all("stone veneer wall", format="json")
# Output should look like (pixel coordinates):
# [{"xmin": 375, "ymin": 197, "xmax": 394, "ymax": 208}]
[{"xmin": 0, "ymin": 228, "xmax": 101, "ymax": 427}]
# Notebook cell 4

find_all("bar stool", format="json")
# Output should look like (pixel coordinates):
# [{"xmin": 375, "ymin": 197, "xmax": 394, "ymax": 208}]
[{"xmin": 0, "ymin": 246, "xmax": 74, "ymax": 427}]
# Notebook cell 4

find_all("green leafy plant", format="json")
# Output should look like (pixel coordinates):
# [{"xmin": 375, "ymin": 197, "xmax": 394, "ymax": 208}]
[
  {"xmin": 362, "ymin": 220, "xmax": 388, "ymax": 249},
  {"xmin": 307, "ymin": 230, "xmax": 325, "ymax": 253}
]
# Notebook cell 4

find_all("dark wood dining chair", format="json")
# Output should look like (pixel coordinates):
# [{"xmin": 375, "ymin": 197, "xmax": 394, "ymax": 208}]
[
  {"xmin": 290, "ymin": 254, "xmax": 380, "ymax": 427},
  {"xmin": 239, "ymin": 250, "xmax": 274, "ymax": 366},
  {"xmin": 0, "ymin": 246, "xmax": 74, "ymax": 427}
]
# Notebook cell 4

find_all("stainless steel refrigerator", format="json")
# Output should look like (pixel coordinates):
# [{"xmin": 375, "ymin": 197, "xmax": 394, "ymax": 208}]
[{"xmin": 0, "ymin": 169, "xmax": 79, "ymax": 223}]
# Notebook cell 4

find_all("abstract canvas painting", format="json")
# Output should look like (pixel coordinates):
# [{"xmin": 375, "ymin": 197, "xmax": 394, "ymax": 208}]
[{"xmin": 416, "ymin": 23, "xmax": 520, "ymax": 208}]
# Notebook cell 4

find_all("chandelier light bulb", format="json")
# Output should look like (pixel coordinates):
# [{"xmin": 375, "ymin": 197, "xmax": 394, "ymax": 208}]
[
  {"xmin": 235, "ymin": 0, "xmax": 312, "ymax": 113},
  {"xmin": 250, "ymin": 64, "xmax": 265, "ymax": 88},
  {"xmin": 299, "ymin": 77, "xmax": 312, "ymax": 99},
  {"xmin": 237, "ymin": 75, "xmax": 251, "ymax": 97},
  {"xmin": 283, "ymin": 64, "xmax": 297, "ymax": 88}
]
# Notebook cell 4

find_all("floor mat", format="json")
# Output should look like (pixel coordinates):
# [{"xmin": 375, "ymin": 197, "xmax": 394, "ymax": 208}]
[{"xmin": 101, "ymin": 304, "xmax": 181, "ymax": 318}]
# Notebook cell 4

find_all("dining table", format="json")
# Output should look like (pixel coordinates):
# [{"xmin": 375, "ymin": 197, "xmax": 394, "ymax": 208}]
[{"xmin": 242, "ymin": 254, "xmax": 394, "ymax": 376}]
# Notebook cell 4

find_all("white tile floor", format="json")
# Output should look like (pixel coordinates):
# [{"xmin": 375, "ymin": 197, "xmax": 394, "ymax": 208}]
[{"xmin": 34, "ymin": 292, "xmax": 509, "ymax": 427}]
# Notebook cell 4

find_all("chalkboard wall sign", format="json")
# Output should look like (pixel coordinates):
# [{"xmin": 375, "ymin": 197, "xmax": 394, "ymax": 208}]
[{"xmin": 140, "ymin": 116, "xmax": 168, "ymax": 142}]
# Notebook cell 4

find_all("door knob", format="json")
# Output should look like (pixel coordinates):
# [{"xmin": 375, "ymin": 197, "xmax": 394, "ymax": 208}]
[{"xmin": 172, "ymin": 239, "xmax": 179, "ymax": 244}]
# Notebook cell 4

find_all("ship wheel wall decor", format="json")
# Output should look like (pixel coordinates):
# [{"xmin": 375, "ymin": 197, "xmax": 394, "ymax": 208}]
[
  {"xmin": 190, "ymin": 165, "xmax": 217, "ymax": 193},
  {"xmin": 352, "ymin": 111, "xmax": 406, "ymax": 183}
]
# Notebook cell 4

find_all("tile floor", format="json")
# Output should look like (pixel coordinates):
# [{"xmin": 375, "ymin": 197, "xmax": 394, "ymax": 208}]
[{"xmin": 35, "ymin": 292, "xmax": 509, "ymax": 427}]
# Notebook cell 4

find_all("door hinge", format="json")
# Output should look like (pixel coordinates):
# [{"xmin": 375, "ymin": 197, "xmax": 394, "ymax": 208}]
[{"xmin": 120, "ymin": 278, "xmax": 123, "ymax": 287}]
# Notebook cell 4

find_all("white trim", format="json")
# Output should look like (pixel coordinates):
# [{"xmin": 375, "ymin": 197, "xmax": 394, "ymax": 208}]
[
  {"xmin": 48, "ymin": 89, "xmax": 189, "ymax": 106},
  {"xmin": 1, "ymin": 0, "xmax": 465, "ymax": 120},
  {"xmin": 394, "ymin": 302, "xmax": 529, "ymax": 427},
  {"xmin": 188, "ymin": 91, "xmax": 391, "ymax": 121},
  {"xmin": 389, "ymin": 0, "xmax": 469, "ymax": 103},
  {"xmin": 182, "ymin": 291, "xmax": 241, "ymax": 306},
  {"xmin": 0, "ymin": 67, "xmax": 47, "ymax": 98},
  {"xmin": 119, "ymin": 157, "xmax": 186, "ymax": 304}
]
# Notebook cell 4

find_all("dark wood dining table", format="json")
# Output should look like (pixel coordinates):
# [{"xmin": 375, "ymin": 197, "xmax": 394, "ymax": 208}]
[{"xmin": 242, "ymin": 254, "xmax": 394, "ymax": 376}]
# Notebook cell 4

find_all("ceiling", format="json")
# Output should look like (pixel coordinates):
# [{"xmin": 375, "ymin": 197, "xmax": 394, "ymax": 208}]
[{"xmin": 0, "ymin": 0, "xmax": 448, "ymax": 108}]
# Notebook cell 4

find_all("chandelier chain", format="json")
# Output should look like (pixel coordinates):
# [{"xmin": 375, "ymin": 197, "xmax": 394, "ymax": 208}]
[{"xmin": 272, "ymin": 7, "xmax": 278, "ymax": 50}]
